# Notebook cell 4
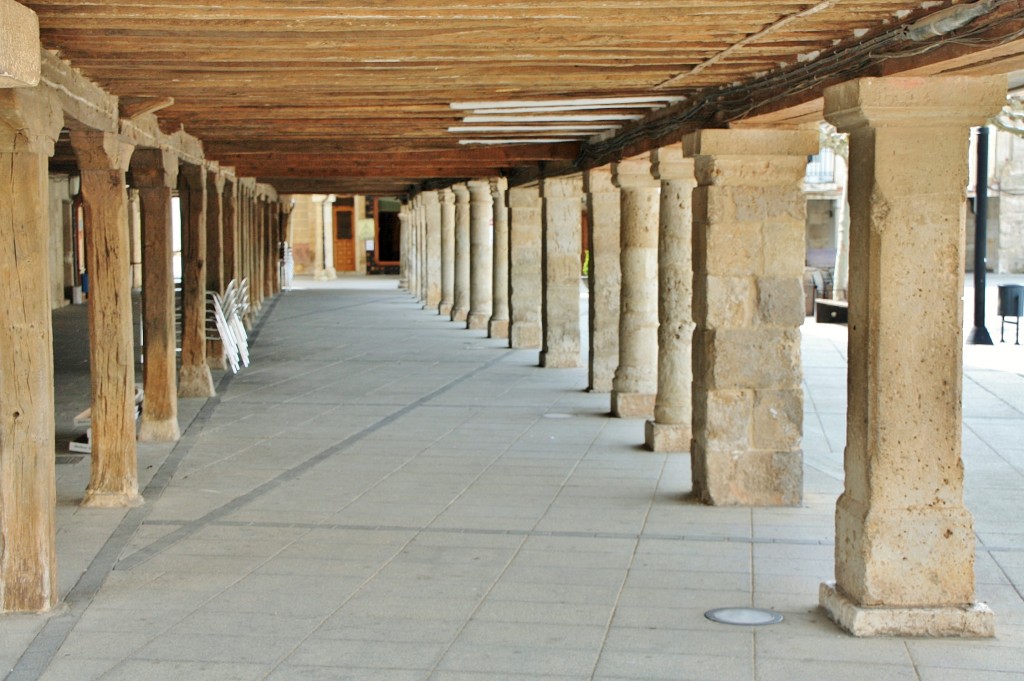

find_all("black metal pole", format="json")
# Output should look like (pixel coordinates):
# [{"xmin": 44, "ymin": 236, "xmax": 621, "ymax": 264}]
[{"xmin": 968, "ymin": 126, "xmax": 994, "ymax": 345}]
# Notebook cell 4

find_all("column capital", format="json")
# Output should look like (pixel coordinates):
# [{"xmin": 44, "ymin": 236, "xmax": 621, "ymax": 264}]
[
  {"xmin": 0, "ymin": 88, "xmax": 62, "ymax": 154},
  {"xmin": 683, "ymin": 128, "xmax": 817, "ymax": 159},
  {"xmin": 824, "ymin": 75, "xmax": 1007, "ymax": 133},
  {"xmin": 440, "ymin": 187, "xmax": 455, "ymax": 205},
  {"xmin": 70, "ymin": 130, "xmax": 134, "ymax": 172},
  {"xmin": 507, "ymin": 184, "xmax": 540, "ymax": 207},
  {"xmin": 452, "ymin": 183, "xmax": 470, "ymax": 203},
  {"xmin": 489, "ymin": 176, "xmax": 508, "ymax": 197},
  {"xmin": 583, "ymin": 165, "xmax": 616, "ymax": 194},
  {"xmin": 651, "ymin": 146, "xmax": 695, "ymax": 184},
  {"xmin": 209, "ymin": 169, "xmax": 226, "ymax": 194},
  {"xmin": 421, "ymin": 189, "xmax": 440, "ymax": 206},
  {"xmin": 540, "ymin": 174, "xmax": 582, "ymax": 199},
  {"xmin": 467, "ymin": 179, "xmax": 493, "ymax": 203},
  {"xmin": 178, "ymin": 160, "xmax": 207, "ymax": 185},
  {"xmin": 130, "ymin": 147, "xmax": 178, "ymax": 189},
  {"xmin": 612, "ymin": 153, "xmax": 659, "ymax": 190}
]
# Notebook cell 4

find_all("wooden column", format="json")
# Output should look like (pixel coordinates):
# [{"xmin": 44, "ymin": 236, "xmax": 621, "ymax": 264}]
[
  {"xmin": 178, "ymin": 163, "xmax": 215, "ymax": 398},
  {"xmin": 70, "ymin": 130, "xmax": 142, "ymax": 508},
  {"xmin": 132, "ymin": 148, "xmax": 181, "ymax": 442},
  {"xmin": 252, "ymin": 194, "xmax": 264, "ymax": 313},
  {"xmin": 206, "ymin": 170, "xmax": 226, "ymax": 370},
  {"xmin": 0, "ymin": 88, "xmax": 61, "ymax": 611},
  {"xmin": 264, "ymin": 199, "xmax": 276, "ymax": 298},
  {"xmin": 222, "ymin": 178, "xmax": 237, "ymax": 285}
]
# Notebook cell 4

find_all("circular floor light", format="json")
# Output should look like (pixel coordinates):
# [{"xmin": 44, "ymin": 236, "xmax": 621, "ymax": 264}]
[{"xmin": 704, "ymin": 607, "xmax": 784, "ymax": 626}]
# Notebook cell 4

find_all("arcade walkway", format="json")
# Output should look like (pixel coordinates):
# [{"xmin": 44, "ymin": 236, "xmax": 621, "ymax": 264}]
[{"xmin": 3, "ymin": 277, "xmax": 1023, "ymax": 681}]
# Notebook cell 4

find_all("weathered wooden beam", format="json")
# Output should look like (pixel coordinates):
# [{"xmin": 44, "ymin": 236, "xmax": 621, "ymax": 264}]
[
  {"xmin": 133, "ymin": 147, "xmax": 181, "ymax": 443},
  {"xmin": 178, "ymin": 162, "xmax": 215, "ymax": 398},
  {"xmin": 70, "ymin": 129, "xmax": 142, "ymax": 508},
  {"xmin": 0, "ymin": 86, "xmax": 62, "ymax": 612},
  {"xmin": 118, "ymin": 95, "xmax": 174, "ymax": 119}
]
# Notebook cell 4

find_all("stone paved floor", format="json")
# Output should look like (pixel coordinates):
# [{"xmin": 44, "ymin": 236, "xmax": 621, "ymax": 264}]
[{"xmin": 2, "ymin": 275, "xmax": 1022, "ymax": 681}]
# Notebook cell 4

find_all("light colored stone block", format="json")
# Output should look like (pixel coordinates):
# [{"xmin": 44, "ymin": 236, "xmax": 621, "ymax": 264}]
[
  {"xmin": 820, "ymin": 582, "xmax": 994, "ymax": 638},
  {"xmin": 0, "ymin": 0, "xmax": 40, "ymax": 88},
  {"xmin": 644, "ymin": 421, "xmax": 691, "ymax": 452},
  {"xmin": 611, "ymin": 391, "xmax": 655, "ymax": 419}
]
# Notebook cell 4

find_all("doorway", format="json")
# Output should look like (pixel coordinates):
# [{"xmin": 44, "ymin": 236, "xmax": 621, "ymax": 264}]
[{"xmin": 333, "ymin": 206, "xmax": 356, "ymax": 272}]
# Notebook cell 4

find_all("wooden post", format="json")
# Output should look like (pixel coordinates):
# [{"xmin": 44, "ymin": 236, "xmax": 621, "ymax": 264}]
[
  {"xmin": 206, "ymin": 170, "xmax": 226, "ymax": 370},
  {"xmin": 266, "ymin": 199, "xmax": 278, "ymax": 298},
  {"xmin": 70, "ymin": 129, "xmax": 143, "ymax": 508},
  {"xmin": 177, "ymin": 163, "xmax": 215, "ymax": 397},
  {"xmin": 132, "ymin": 148, "xmax": 181, "ymax": 442},
  {"xmin": 0, "ymin": 88, "xmax": 62, "ymax": 611},
  {"xmin": 222, "ymin": 178, "xmax": 237, "ymax": 284}
]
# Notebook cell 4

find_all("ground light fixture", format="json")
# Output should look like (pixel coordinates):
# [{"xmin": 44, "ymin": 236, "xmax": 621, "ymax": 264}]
[{"xmin": 704, "ymin": 607, "xmax": 785, "ymax": 626}]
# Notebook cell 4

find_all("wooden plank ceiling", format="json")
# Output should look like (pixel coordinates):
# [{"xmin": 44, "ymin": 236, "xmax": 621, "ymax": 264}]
[{"xmin": 25, "ymin": 0, "xmax": 1024, "ymax": 196}]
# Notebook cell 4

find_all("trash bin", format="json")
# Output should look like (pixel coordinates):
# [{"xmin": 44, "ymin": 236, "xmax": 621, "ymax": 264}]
[
  {"xmin": 997, "ymin": 284, "xmax": 1022, "ymax": 345},
  {"xmin": 998, "ymin": 284, "xmax": 1023, "ymax": 317}
]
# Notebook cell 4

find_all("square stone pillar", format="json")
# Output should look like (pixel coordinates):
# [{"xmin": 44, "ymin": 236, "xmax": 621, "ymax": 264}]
[
  {"xmin": 611, "ymin": 154, "xmax": 660, "ymax": 418},
  {"xmin": 583, "ymin": 166, "xmax": 620, "ymax": 393},
  {"xmin": 407, "ymin": 196, "xmax": 420, "ymax": 300},
  {"xmin": 438, "ymin": 188, "xmax": 456, "ymax": 316},
  {"xmin": 685, "ymin": 128, "xmax": 816, "ymax": 507},
  {"xmin": 398, "ymin": 203, "xmax": 410, "ymax": 290},
  {"xmin": 819, "ymin": 76, "xmax": 1006, "ymax": 638},
  {"xmin": 70, "ymin": 130, "xmax": 143, "ymax": 508},
  {"xmin": 646, "ymin": 147, "xmax": 696, "ymax": 452},
  {"xmin": 0, "ymin": 88, "xmax": 60, "ymax": 611},
  {"xmin": 178, "ymin": 163, "xmax": 215, "ymax": 398},
  {"xmin": 423, "ymin": 190, "xmax": 442, "ymax": 309},
  {"xmin": 540, "ymin": 175, "xmax": 583, "ymax": 368},
  {"xmin": 451, "ymin": 184, "xmax": 471, "ymax": 322},
  {"xmin": 467, "ymin": 179, "xmax": 494, "ymax": 330},
  {"xmin": 508, "ymin": 184, "xmax": 542, "ymax": 349},
  {"xmin": 132, "ymin": 148, "xmax": 181, "ymax": 443}
]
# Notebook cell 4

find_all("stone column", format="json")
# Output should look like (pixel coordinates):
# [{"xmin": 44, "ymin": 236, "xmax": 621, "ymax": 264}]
[
  {"xmin": 489, "ymin": 178, "xmax": 510, "ymax": 339},
  {"xmin": 646, "ymin": 147, "xmax": 696, "ymax": 452},
  {"xmin": 685, "ymin": 128, "xmax": 816, "ymax": 507},
  {"xmin": 320, "ymin": 194, "xmax": 337, "ymax": 280},
  {"xmin": 439, "ymin": 188, "xmax": 456, "ymax": 316},
  {"xmin": 222, "ymin": 178, "xmax": 237, "ymax": 285},
  {"xmin": 206, "ymin": 170, "xmax": 226, "ymax": 370},
  {"xmin": 423, "ymin": 190, "xmax": 442, "ymax": 309},
  {"xmin": 133, "ymin": 148, "xmax": 181, "ymax": 443},
  {"xmin": 70, "ymin": 130, "xmax": 142, "ymax": 508},
  {"xmin": 420, "ymin": 198, "xmax": 430, "ymax": 302},
  {"xmin": 398, "ymin": 203, "xmax": 410, "ymax": 290},
  {"xmin": 408, "ymin": 195, "xmax": 420, "ymax": 300},
  {"xmin": 584, "ymin": 166, "xmax": 621, "ymax": 393},
  {"xmin": 467, "ymin": 179, "xmax": 494, "ymax": 330},
  {"xmin": 540, "ymin": 175, "xmax": 583, "ymax": 368},
  {"xmin": 611, "ymin": 154, "xmax": 660, "ymax": 417},
  {"xmin": 0, "ymin": 87, "xmax": 61, "ymax": 610},
  {"xmin": 178, "ymin": 163, "xmax": 215, "ymax": 398},
  {"xmin": 507, "ymin": 185, "xmax": 543, "ymax": 348},
  {"xmin": 818, "ymin": 76, "xmax": 1005, "ymax": 638},
  {"xmin": 451, "ymin": 183, "xmax": 471, "ymax": 322}
]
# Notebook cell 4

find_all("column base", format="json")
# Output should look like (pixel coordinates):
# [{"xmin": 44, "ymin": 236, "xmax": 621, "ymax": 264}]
[
  {"xmin": 451, "ymin": 307, "xmax": 468, "ymax": 323},
  {"xmin": 488, "ymin": 318, "xmax": 509, "ymax": 339},
  {"xmin": 81, "ymin": 490, "xmax": 144, "ymax": 508},
  {"xmin": 539, "ymin": 350, "xmax": 579, "ymax": 368},
  {"xmin": 178, "ymin": 365, "xmax": 216, "ymax": 398},
  {"xmin": 819, "ymin": 582, "xmax": 994, "ymax": 638},
  {"xmin": 438, "ymin": 301, "xmax": 453, "ymax": 316},
  {"xmin": 611, "ymin": 391, "xmax": 655, "ymax": 419},
  {"xmin": 138, "ymin": 416, "xmax": 181, "ymax": 443},
  {"xmin": 692, "ymin": 447, "xmax": 802, "ymax": 506},
  {"xmin": 467, "ymin": 313, "xmax": 490, "ymax": 330},
  {"xmin": 510, "ymin": 325, "xmax": 541, "ymax": 349},
  {"xmin": 315, "ymin": 267, "xmax": 337, "ymax": 281},
  {"xmin": 644, "ymin": 421, "xmax": 691, "ymax": 452}
]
